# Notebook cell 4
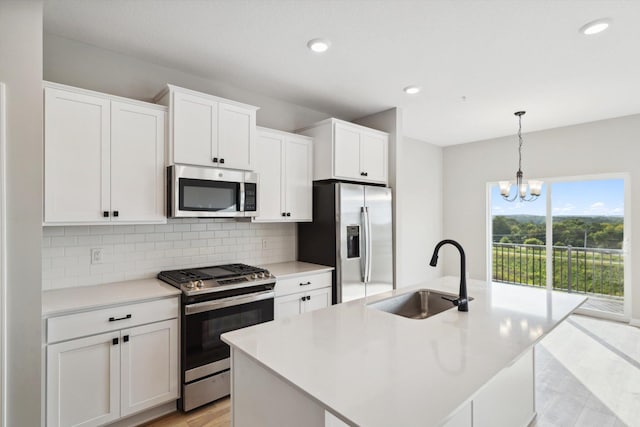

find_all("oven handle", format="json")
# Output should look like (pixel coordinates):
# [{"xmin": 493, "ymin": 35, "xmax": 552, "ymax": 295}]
[{"xmin": 185, "ymin": 290, "xmax": 275, "ymax": 315}]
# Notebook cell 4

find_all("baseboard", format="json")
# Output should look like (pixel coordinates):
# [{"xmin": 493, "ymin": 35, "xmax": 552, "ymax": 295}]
[
  {"xmin": 108, "ymin": 401, "xmax": 177, "ymax": 427},
  {"xmin": 629, "ymin": 318, "xmax": 640, "ymax": 328}
]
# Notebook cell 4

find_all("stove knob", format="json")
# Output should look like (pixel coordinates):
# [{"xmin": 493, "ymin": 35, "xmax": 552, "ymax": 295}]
[
  {"xmin": 264, "ymin": 270, "xmax": 271, "ymax": 278},
  {"xmin": 251, "ymin": 273, "xmax": 258, "ymax": 280},
  {"xmin": 196, "ymin": 280, "xmax": 204, "ymax": 288},
  {"xmin": 187, "ymin": 281, "xmax": 197, "ymax": 289},
  {"xmin": 259, "ymin": 272, "xmax": 266, "ymax": 278}
]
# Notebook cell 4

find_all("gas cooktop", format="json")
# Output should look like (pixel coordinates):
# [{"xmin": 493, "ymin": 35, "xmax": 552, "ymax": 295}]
[{"xmin": 158, "ymin": 263, "xmax": 274, "ymax": 296}]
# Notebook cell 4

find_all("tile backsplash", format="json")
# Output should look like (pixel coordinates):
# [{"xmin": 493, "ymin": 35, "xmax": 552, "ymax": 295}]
[{"xmin": 42, "ymin": 218, "xmax": 296, "ymax": 290}]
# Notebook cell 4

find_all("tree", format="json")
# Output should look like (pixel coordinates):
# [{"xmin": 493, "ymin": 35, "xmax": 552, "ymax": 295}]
[{"xmin": 523, "ymin": 237, "xmax": 543, "ymax": 246}]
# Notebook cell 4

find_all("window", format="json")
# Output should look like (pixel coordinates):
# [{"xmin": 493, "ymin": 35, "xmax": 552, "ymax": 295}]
[{"xmin": 490, "ymin": 176, "xmax": 628, "ymax": 320}]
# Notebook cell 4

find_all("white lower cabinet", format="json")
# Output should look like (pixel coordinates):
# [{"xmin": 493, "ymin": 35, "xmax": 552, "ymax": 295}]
[
  {"xmin": 46, "ymin": 298, "xmax": 179, "ymax": 427},
  {"xmin": 274, "ymin": 271, "xmax": 332, "ymax": 319}
]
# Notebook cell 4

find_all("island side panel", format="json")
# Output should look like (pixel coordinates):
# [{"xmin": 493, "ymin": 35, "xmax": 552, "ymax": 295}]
[
  {"xmin": 472, "ymin": 347, "xmax": 535, "ymax": 427},
  {"xmin": 231, "ymin": 348, "xmax": 328, "ymax": 427}
]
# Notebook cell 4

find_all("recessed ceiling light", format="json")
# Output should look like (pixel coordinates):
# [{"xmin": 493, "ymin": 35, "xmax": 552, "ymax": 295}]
[
  {"xmin": 307, "ymin": 38, "xmax": 331, "ymax": 53},
  {"xmin": 579, "ymin": 18, "xmax": 611, "ymax": 35},
  {"xmin": 403, "ymin": 86, "xmax": 421, "ymax": 95}
]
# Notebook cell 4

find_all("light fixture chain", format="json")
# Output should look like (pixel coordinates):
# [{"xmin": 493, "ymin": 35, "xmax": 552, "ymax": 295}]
[{"xmin": 518, "ymin": 113, "xmax": 523, "ymax": 172}]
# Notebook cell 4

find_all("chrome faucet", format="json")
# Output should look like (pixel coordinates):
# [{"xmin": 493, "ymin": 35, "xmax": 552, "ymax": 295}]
[{"xmin": 429, "ymin": 239, "xmax": 469, "ymax": 312}]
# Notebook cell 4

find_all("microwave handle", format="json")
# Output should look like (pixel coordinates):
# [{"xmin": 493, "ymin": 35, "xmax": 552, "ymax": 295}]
[{"xmin": 239, "ymin": 182, "xmax": 245, "ymax": 212}]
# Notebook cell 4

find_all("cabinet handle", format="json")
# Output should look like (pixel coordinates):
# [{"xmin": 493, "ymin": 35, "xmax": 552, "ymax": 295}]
[
  {"xmin": 123, "ymin": 335, "xmax": 129, "ymax": 343},
  {"xmin": 360, "ymin": 172, "xmax": 368, "ymax": 177},
  {"xmin": 103, "ymin": 211, "xmax": 109, "ymax": 218},
  {"xmin": 213, "ymin": 157, "xmax": 218, "ymax": 163},
  {"xmin": 286, "ymin": 212, "xmax": 291, "ymax": 217},
  {"xmin": 112, "ymin": 338, "xmax": 119, "ymax": 346},
  {"xmin": 220, "ymin": 158, "xmax": 225, "ymax": 164},
  {"xmin": 113, "ymin": 210, "xmax": 119, "ymax": 217},
  {"xmin": 109, "ymin": 314, "xmax": 132, "ymax": 322},
  {"xmin": 300, "ymin": 281, "xmax": 312, "ymax": 286},
  {"xmin": 301, "ymin": 296, "xmax": 306, "ymax": 302},
  {"xmin": 282, "ymin": 212, "xmax": 286, "ymax": 217}
]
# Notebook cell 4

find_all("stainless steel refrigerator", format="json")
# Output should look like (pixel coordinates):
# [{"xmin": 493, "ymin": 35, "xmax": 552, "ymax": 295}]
[{"xmin": 298, "ymin": 182, "xmax": 393, "ymax": 303}]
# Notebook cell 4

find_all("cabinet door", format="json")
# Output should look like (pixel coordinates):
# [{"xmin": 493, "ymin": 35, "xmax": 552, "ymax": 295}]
[
  {"xmin": 274, "ymin": 293, "xmax": 304, "ymax": 319},
  {"xmin": 44, "ymin": 87, "xmax": 110, "ymax": 223},
  {"xmin": 333, "ymin": 123, "xmax": 361, "ymax": 180},
  {"xmin": 253, "ymin": 131, "xmax": 284, "ymax": 221},
  {"xmin": 473, "ymin": 348, "xmax": 534, "ymax": 427},
  {"xmin": 218, "ymin": 102, "xmax": 255, "ymax": 170},
  {"xmin": 284, "ymin": 137, "xmax": 312, "ymax": 221},
  {"xmin": 47, "ymin": 331, "xmax": 120, "ymax": 427},
  {"xmin": 304, "ymin": 287, "xmax": 332, "ymax": 313},
  {"xmin": 111, "ymin": 102, "xmax": 166, "ymax": 223},
  {"xmin": 120, "ymin": 319, "xmax": 178, "ymax": 417},
  {"xmin": 359, "ymin": 131, "xmax": 388, "ymax": 184},
  {"xmin": 172, "ymin": 90, "xmax": 217, "ymax": 167}
]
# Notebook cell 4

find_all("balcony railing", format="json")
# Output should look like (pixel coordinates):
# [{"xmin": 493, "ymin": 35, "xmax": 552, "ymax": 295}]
[{"xmin": 492, "ymin": 243, "xmax": 624, "ymax": 298}]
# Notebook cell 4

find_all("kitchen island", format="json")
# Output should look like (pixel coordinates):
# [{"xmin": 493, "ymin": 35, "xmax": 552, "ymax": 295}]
[{"xmin": 222, "ymin": 277, "xmax": 586, "ymax": 427}]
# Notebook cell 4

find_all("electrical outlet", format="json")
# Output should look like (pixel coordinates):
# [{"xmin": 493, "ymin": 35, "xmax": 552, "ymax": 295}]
[
  {"xmin": 90, "ymin": 248, "xmax": 103, "ymax": 265},
  {"xmin": 262, "ymin": 239, "xmax": 268, "ymax": 249}
]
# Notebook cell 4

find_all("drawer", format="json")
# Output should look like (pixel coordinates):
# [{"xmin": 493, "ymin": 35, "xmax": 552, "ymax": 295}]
[
  {"xmin": 275, "ymin": 271, "xmax": 332, "ymax": 297},
  {"xmin": 47, "ymin": 297, "xmax": 179, "ymax": 344}
]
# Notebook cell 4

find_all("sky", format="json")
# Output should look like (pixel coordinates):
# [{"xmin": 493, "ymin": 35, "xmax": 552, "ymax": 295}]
[{"xmin": 491, "ymin": 178, "xmax": 624, "ymax": 217}]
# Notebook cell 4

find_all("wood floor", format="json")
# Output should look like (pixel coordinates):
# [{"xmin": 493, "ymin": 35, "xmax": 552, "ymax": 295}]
[{"xmin": 141, "ymin": 398, "xmax": 230, "ymax": 427}]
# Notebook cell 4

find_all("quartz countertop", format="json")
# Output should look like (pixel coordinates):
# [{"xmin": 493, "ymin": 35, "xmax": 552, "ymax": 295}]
[
  {"xmin": 222, "ymin": 276, "xmax": 586, "ymax": 427},
  {"xmin": 260, "ymin": 261, "xmax": 333, "ymax": 278},
  {"xmin": 42, "ymin": 278, "xmax": 181, "ymax": 317}
]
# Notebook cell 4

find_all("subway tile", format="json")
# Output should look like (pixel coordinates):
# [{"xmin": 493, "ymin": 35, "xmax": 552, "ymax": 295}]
[
  {"xmin": 135, "ymin": 224, "xmax": 156, "ymax": 233},
  {"xmin": 43, "ymin": 227, "xmax": 65, "ymax": 237},
  {"xmin": 103, "ymin": 234, "xmax": 125, "ymax": 244},
  {"xmin": 206, "ymin": 223, "xmax": 222, "ymax": 231},
  {"xmin": 198, "ymin": 231, "xmax": 216, "ymax": 239},
  {"xmin": 154, "ymin": 224, "xmax": 174, "ymax": 233},
  {"xmin": 173, "ymin": 223, "xmax": 191, "ymax": 232},
  {"xmin": 190, "ymin": 223, "xmax": 206, "ymax": 231},
  {"xmin": 65, "ymin": 226, "xmax": 90, "ymax": 236},
  {"xmin": 77, "ymin": 235, "xmax": 103, "ymax": 246},
  {"xmin": 181, "ymin": 231, "xmax": 199, "ymax": 240},
  {"xmin": 164, "ymin": 232, "xmax": 183, "ymax": 241},
  {"xmin": 125, "ymin": 234, "xmax": 145, "ymax": 243},
  {"xmin": 90, "ymin": 225, "xmax": 114, "ymax": 235},
  {"xmin": 42, "ymin": 247, "xmax": 65, "ymax": 258},
  {"xmin": 52, "ymin": 236, "xmax": 78, "ymax": 247}
]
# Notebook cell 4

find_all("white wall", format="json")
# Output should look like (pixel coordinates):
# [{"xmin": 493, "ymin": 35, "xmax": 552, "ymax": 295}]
[
  {"xmin": 43, "ymin": 219, "xmax": 296, "ymax": 290},
  {"xmin": 396, "ymin": 137, "xmax": 443, "ymax": 287},
  {"xmin": 0, "ymin": 2, "xmax": 43, "ymax": 426},
  {"xmin": 44, "ymin": 34, "xmax": 331, "ymax": 132},
  {"xmin": 443, "ymin": 114, "xmax": 640, "ymax": 321}
]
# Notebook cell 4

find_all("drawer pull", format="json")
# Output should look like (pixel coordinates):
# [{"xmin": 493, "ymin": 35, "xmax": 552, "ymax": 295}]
[
  {"xmin": 108, "ymin": 314, "xmax": 132, "ymax": 322},
  {"xmin": 123, "ymin": 335, "xmax": 129, "ymax": 343},
  {"xmin": 300, "ymin": 281, "xmax": 312, "ymax": 286},
  {"xmin": 112, "ymin": 338, "xmax": 119, "ymax": 346}
]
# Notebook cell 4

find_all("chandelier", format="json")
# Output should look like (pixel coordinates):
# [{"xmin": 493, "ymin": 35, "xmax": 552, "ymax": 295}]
[{"xmin": 499, "ymin": 111, "xmax": 542, "ymax": 202}]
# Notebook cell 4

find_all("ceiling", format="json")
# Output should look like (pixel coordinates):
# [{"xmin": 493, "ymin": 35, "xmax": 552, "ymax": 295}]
[{"xmin": 43, "ymin": 0, "xmax": 640, "ymax": 146}]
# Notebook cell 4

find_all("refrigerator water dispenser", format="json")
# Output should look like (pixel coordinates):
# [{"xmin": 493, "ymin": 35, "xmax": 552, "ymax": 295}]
[{"xmin": 347, "ymin": 225, "xmax": 360, "ymax": 258}]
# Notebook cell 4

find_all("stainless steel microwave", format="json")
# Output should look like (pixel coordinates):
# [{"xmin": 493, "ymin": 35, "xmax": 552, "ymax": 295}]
[{"xmin": 167, "ymin": 165, "xmax": 258, "ymax": 218}]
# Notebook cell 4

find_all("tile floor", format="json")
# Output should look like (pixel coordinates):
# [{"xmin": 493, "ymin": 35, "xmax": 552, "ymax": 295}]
[{"xmin": 532, "ymin": 315, "xmax": 639, "ymax": 427}]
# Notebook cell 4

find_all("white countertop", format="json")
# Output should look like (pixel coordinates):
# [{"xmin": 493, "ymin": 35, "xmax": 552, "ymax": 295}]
[
  {"xmin": 260, "ymin": 261, "xmax": 333, "ymax": 278},
  {"xmin": 222, "ymin": 276, "xmax": 586, "ymax": 427},
  {"xmin": 42, "ymin": 278, "xmax": 181, "ymax": 317}
]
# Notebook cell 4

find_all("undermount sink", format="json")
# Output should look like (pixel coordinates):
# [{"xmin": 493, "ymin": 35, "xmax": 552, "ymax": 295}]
[{"xmin": 367, "ymin": 289, "xmax": 473, "ymax": 319}]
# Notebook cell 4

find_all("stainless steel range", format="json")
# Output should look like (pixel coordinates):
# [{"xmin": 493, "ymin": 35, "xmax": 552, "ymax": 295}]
[{"xmin": 158, "ymin": 263, "xmax": 275, "ymax": 411}]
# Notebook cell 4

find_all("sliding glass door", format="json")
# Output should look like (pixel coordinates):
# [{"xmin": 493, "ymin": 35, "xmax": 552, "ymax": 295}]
[{"xmin": 490, "ymin": 175, "xmax": 629, "ymax": 320}]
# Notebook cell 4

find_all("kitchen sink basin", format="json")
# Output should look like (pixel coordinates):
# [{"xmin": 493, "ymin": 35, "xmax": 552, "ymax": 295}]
[{"xmin": 367, "ymin": 289, "xmax": 473, "ymax": 319}]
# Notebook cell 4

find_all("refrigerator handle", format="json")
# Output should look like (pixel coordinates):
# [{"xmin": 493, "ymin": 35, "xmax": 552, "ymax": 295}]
[
  {"xmin": 361, "ymin": 207, "xmax": 368, "ymax": 282},
  {"xmin": 365, "ymin": 206, "xmax": 373, "ymax": 283}
]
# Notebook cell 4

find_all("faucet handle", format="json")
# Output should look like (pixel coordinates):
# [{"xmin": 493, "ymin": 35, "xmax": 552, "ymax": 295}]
[{"xmin": 441, "ymin": 295, "xmax": 462, "ymax": 307}]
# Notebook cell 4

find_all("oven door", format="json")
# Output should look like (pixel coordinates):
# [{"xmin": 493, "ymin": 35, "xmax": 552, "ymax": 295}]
[{"xmin": 183, "ymin": 290, "xmax": 274, "ymax": 382}]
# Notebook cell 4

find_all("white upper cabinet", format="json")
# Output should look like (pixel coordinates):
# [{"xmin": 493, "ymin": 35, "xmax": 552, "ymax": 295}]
[
  {"xmin": 172, "ymin": 90, "xmax": 218, "ymax": 166},
  {"xmin": 156, "ymin": 85, "xmax": 258, "ymax": 170},
  {"xmin": 253, "ymin": 127, "xmax": 312, "ymax": 222},
  {"xmin": 44, "ymin": 87, "xmax": 111, "ymax": 223},
  {"xmin": 44, "ymin": 82, "xmax": 166, "ymax": 225},
  {"xmin": 110, "ymin": 101, "xmax": 165, "ymax": 223},
  {"xmin": 298, "ymin": 118, "xmax": 388, "ymax": 185}
]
